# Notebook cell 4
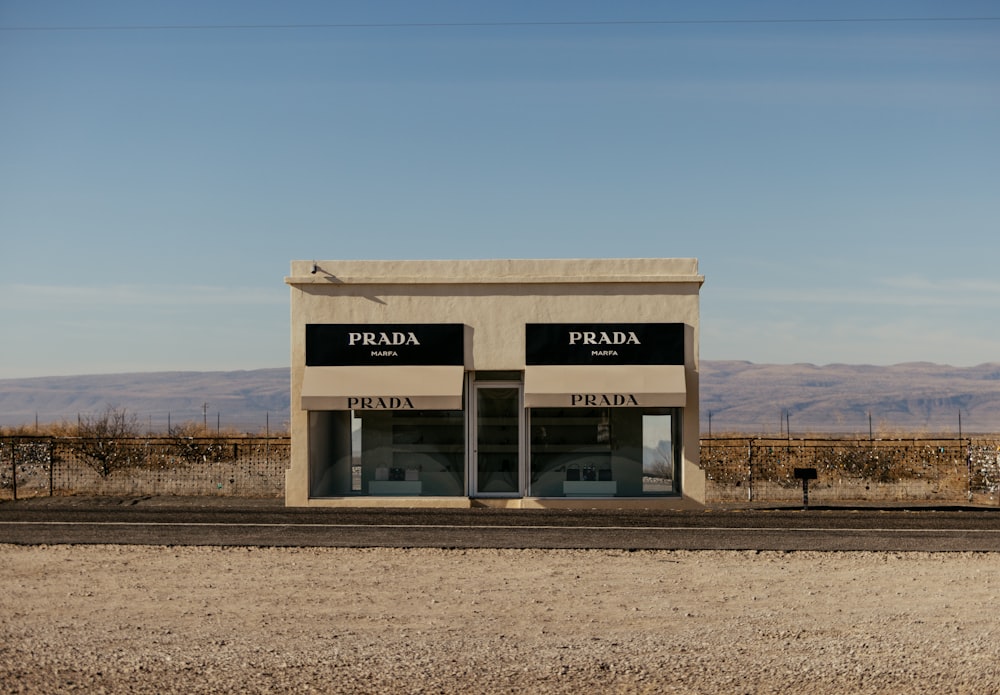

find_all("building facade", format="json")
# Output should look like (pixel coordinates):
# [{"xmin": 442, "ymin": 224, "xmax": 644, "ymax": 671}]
[{"xmin": 285, "ymin": 258, "xmax": 705, "ymax": 508}]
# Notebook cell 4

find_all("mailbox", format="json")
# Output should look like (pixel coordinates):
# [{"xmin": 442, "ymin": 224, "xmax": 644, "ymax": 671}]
[{"xmin": 793, "ymin": 468, "xmax": 817, "ymax": 508}]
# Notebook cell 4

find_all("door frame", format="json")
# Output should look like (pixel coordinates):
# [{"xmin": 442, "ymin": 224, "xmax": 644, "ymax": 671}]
[{"xmin": 468, "ymin": 380, "xmax": 525, "ymax": 498}]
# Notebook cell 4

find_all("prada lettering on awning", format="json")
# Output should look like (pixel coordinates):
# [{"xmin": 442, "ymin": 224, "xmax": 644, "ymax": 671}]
[
  {"xmin": 523, "ymin": 365, "xmax": 687, "ymax": 408},
  {"xmin": 301, "ymin": 366, "xmax": 464, "ymax": 411}
]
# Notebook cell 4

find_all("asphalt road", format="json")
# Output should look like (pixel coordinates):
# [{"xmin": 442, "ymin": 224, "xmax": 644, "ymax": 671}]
[{"xmin": 3, "ymin": 496, "xmax": 1000, "ymax": 551}]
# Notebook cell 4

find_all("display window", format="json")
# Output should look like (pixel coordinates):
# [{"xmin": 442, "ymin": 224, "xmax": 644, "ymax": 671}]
[
  {"xmin": 528, "ymin": 407, "xmax": 679, "ymax": 497},
  {"xmin": 309, "ymin": 409, "xmax": 465, "ymax": 497}
]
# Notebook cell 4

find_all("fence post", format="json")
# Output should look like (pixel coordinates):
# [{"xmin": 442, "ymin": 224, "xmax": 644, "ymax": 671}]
[
  {"xmin": 11, "ymin": 438, "xmax": 17, "ymax": 502},
  {"xmin": 963, "ymin": 437, "xmax": 968, "ymax": 502},
  {"xmin": 49, "ymin": 439, "xmax": 54, "ymax": 497},
  {"xmin": 966, "ymin": 437, "xmax": 973, "ymax": 503},
  {"xmin": 748, "ymin": 439, "xmax": 754, "ymax": 502}
]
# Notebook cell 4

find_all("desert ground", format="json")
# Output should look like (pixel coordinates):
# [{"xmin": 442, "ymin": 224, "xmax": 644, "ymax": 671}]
[{"xmin": 2, "ymin": 545, "xmax": 999, "ymax": 694}]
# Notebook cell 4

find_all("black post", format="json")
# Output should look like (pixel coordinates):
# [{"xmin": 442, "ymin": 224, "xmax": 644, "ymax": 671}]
[{"xmin": 48, "ymin": 440, "xmax": 54, "ymax": 497}]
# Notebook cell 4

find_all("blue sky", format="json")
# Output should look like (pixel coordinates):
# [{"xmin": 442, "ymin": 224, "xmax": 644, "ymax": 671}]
[{"xmin": 1, "ymin": 1, "xmax": 998, "ymax": 378}]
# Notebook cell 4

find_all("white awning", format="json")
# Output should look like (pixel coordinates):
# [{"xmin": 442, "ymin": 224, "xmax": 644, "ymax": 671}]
[
  {"xmin": 301, "ymin": 366, "xmax": 464, "ymax": 410},
  {"xmin": 524, "ymin": 365, "xmax": 687, "ymax": 408}
]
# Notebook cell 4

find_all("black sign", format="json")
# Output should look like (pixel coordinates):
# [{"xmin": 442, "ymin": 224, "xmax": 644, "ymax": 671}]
[
  {"xmin": 526, "ymin": 323, "xmax": 684, "ymax": 366},
  {"xmin": 306, "ymin": 324, "xmax": 465, "ymax": 366}
]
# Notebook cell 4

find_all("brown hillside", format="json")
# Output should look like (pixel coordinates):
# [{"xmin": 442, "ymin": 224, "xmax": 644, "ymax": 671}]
[{"xmin": 2, "ymin": 363, "xmax": 999, "ymax": 434}]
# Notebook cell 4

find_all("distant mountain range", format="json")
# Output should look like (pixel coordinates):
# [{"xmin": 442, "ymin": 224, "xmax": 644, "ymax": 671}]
[
  {"xmin": 1, "ymin": 362, "xmax": 999, "ymax": 435},
  {"xmin": 0, "ymin": 369, "xmax": 290, "ymax": 433},
  {"xmin": 701, "ymin": 361, "xmax": 1000, "ymax": 435}
]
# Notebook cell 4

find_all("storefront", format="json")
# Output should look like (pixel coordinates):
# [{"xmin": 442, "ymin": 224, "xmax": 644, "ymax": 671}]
[{"xmin": 285, "ymin": 259, "xmax": 705, "ymax": 508}]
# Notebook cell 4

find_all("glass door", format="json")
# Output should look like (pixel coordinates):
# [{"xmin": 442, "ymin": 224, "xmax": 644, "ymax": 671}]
[{"xmin": 472, "ymin": 383, "xmax": 523, "ymax": 496}]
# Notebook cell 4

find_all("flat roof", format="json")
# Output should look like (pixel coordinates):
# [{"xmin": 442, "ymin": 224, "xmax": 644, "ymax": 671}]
[{"xmin": 286, "ymin": 258, "xmax": 704, "ymax": 286}]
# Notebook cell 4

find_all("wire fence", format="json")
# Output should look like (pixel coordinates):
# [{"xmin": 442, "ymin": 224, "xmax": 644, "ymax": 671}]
[
  {"xmin": 0, "ymin": 435, "xmax": 289, "ymax": 499},
  {"xmin": 1, "ymin": 413, "xmax": 289, "ymax": 438},
  {"xmin": 5, "ymin": 435, "xmax": 1000, "ymax": 504},
  {"xmin": 701, "ymin": 437, "xmax": 1000, "ymax": 505}
]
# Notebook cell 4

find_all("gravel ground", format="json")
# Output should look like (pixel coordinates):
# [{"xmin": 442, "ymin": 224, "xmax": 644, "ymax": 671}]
[{"xmin": 2, "ymin": 545, "xmax": 999, "ymax": 694}]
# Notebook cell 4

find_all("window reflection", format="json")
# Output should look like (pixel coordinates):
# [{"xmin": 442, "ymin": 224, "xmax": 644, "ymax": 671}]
[
  {"xmin": 309, "ymin": 409, "xmax": 465, "ymax": 497},
  {"xmin": 529, "ymin": 407, "xmax": 678, "ymax": 497}
]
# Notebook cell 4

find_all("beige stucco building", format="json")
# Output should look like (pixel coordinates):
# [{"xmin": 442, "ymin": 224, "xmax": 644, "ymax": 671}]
[{"xmin": 285, "ymin": 258, "xmax": 705, "ymax": 508}]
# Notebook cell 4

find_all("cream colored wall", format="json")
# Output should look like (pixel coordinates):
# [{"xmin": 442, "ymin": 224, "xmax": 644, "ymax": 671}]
[{"xmin": 285, "ymin": 259, "xmax": 705, "ymax": 507}]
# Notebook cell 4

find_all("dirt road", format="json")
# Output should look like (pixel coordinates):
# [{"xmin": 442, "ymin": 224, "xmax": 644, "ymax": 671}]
[{"xmin": 2, "ymin": 545, "xmax": 998, "ymax": 693}]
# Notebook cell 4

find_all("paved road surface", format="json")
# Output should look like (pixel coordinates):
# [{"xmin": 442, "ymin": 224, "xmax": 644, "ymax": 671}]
[{"xmin": 3, "ymin": 496, "xmax": 1000, "ymax": 551}]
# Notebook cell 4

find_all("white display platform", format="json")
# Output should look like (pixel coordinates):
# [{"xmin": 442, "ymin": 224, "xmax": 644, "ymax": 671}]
[{"xmin": 563, "ymin": 481, "xmax": 617, "ymax": 496}]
